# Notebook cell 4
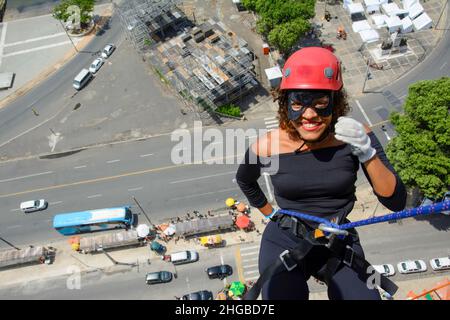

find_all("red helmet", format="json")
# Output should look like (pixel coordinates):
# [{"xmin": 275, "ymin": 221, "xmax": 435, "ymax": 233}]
[{"xmin": 280, "ymin": 47, "xmax": 343, "ymax": 91}]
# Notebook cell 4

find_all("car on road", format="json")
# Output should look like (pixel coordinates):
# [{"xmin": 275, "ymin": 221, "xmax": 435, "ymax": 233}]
[
  {"xmin": 430, "ymin": 257, "xmax": 450, "ymax": 271},
  {"xmin": 20, "ymin": 200, "xmax": 48, "ymax": 213},
  {"xmin": 206, "ymin": 264, "xmax": 233, "ymax": 280},
  {"xmin": 397, "ymin": 260, "xmax": 427, "ymax": 274},
  {"xmin": 89, "ymin": 57, "xmax": 104, "ymax": 74},
  {"xmin": 101, "ymin": 44, "xmax": 115, "ymax": 59},
  {"xmin": 441, "ymin": 191, "xmax": 450, "ymax": 215},
  {"xmin": 145, "ymin": 271, "xmax": 173, "ymax": 285},
  {"xmin": 182, "ymin": 290, "xmax": 213, "ymax": 300},
  {"xmin": 373, "ymin": 264, "xmax": 396, "ymax": 277}
]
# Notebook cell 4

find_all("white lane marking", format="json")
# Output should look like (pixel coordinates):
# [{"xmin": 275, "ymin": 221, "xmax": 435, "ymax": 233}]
[
  {"xmin": 243, "ymin": 263, "xmax": 259, "ymax": 269},
  {"xmin": 382, "ymin": 130, "xmax": 391, "ymax": 141},
  {"xmin": 0, "ymin": 22, "xmax": 8, "ymax": 67},
  {"xmin": 355, "ymin": 99, "xmax": 373, "ymax": 126},
  {"xmin": 440, "ymin": 62, "xmax": 448, "ymax": 70},
  {"xmin": 140, "ymin": 153, "xmax": 154, "ymax": 158},
  {"xmin": 265, "ymin": 120, "xmax": 278, "ymax": 125},
  {"xmin": 7, "ymin": 225, "xmax": 21, "ymax": 229},
  {"xmin": 10, "ymin": 208, "xmax": 21, "ymax": 212},
  {"xmin": 74, "ymin": 165, "xmax": 87, "ymax": 169},
  {"xmin": 240, "ymin": 245, "xmax": 260, "ymax": 252},
  {"xmin": 266, "ymin": 124, "xmax": 279, "ymax": 129},
  {"xmin": 241, "ymin": 251, "xmax": 258, "ymax": 257},
  {"xmin": 87, "ymin": 194, "xmax": 102, "ymax": 199},
  {"xmin": 49, "ymin": 201, "xmax": 63, "ymax": 205},
  {"xmin": 106, "ymin": 159, "xmax": 121, "ymax": 164},
  {"xmin": 0, "ymin": 171, "xmax": 53, "ymax": 183},
  {"xmin": 170, "ymin": 171, "xmax": 236, "ymax": 184},
  {"xmin": 2, "ymin": 40, "xmax": 79, "ymax": 58},
  {"xmin": 169, "ymin": 187, "xmax": 239, "ymax": 201},
  {"xmin": 4, "ymin": 32, "xmax": 66, "ymax": 48},
  {"xmin": 242, "ymin": 257, "xmax": 259, "ymax": 263},
  {"xmin": 267, "ymin": 129, "xmax": 274, "ymax": 132},
  {"xmin": 264, "ymin": 117, "xmax": 277, "ymax": 121},
  {"xmin": 399, "ymin": 94, "xmax": 407, "ymax": 100},
  {"xmin": 128, "ymin": 187, "xmax": 143, "ymax": 192},
  {"xmin": 244, "ymin": 270, "xmax": 259, "ymax": 275}
]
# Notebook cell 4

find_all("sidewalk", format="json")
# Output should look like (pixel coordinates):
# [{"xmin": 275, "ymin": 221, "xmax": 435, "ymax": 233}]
[{"xmin": 0, "ymin": 182, "xmax": 400, "ymax": 291}]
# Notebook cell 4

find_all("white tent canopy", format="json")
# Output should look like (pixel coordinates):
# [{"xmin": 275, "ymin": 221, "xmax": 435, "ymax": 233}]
[
  {"xmin": 408, "ymin": 3, "xmax": 424, "ymax": 20},
  {"xmin": 401, "ymin": 16, "xmax": 413, "ymax": 33},
  {"xmin": 403, "ymin": 0, "xmax": 419, "ymax": 10},
  {"xmin": 413, "ymin": 12, "xmax": 432, "ymax": 31},
  {"xmin": 348, "ymin": 3, "xmax": 365, "ymax": 15},
  {"xmin": 382, "ymin": 2, "xmax": 400, "ymax": 16},
  {"xmin": 385, "ymin": 15, "xmax": 402, "ymax": 33},
  {"xmin": 136, "ymin": 224, "xmax": 150, "ymax": 238},
  {"xmin": 364, "ymin": 0, "xmax": 380, "ymax": 13},
  {"xmin": 359, "ymin": 29, "xmax": 380, "ymax": 43},
  {"xmin": 352, "ymin": 20, "xmax": 372, "ymax": 33},
  {"xmin": 371, "ymin": 14, "xmax": 388, "ymax": 29}
]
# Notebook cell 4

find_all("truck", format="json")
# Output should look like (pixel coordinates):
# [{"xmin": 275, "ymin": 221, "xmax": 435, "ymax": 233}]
[
  {"xmin": 76, "ymin": 230, "xmax": 143, "ymax": 254},
  {"xmin": 0, "ymin": 246, "xmax": 55, "ymax": 269}
]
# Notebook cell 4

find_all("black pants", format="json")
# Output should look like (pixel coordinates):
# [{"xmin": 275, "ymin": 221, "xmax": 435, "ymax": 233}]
[{"xmin": 259, "ymin": 220, "xmax": 381, "ymax": 300}]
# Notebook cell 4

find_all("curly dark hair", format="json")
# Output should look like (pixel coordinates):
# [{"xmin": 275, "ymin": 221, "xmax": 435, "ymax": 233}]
[{"xmin": 271, "ymin": 88, "xmax": 351, "ymax": 142}]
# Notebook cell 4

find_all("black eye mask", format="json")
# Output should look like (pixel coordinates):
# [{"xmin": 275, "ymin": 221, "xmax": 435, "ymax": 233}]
[{"xmin": 287, "ymin": 91, "xmax": 334, "ymax": 121}]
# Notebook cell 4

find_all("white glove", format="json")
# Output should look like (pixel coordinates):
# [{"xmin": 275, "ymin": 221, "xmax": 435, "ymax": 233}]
[{"xmin": 334, "ymin": 116, "xmax": 376, "ymax": 163}]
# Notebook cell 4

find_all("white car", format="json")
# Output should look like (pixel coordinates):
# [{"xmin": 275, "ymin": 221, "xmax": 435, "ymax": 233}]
[
  {"xmin": 101, "ymin": 44, "xmax": 115, "ymax": 59},
  {"xmin": 430, "ymin": 257, "xmax": 450, "ymax": 271},
  {"xmin": 373, "ymin": 264, "xmax": 396, "ymax": 277},
  {"xmin": 20, "ymin": 200, "xmax": 48, "ymax": 213},
  {"xmin": 397, "ymin": 260, "xmax": 427, "ymax": 274},
  {"xmin": 89, "ymin": 57, "xmax": 104, "ymax": 74}
]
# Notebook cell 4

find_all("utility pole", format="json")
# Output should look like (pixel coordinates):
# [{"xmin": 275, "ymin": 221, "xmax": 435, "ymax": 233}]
[
  {"xmin": 56, "ymin": 12, "xmax": 79, "ymax": 53},
  {"xmin": 132, "ymin": 196, "xmax": 156, "ymax": 229},
  {"xmin": 0, "ymin": 234, "xmax": 20, "ymax": 250},
  {"xmin": 98, "ymin": 246, "xmax": 137, "ymax": 267}
]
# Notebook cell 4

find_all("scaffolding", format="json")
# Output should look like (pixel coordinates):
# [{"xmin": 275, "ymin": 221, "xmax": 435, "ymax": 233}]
[
  {"xmin": 118, "ymin": 0, "xmax": 258, "ymax": 112},
  {"xmin": 117, "ymin": 0, "xmax": 185, "ymax": 52}
]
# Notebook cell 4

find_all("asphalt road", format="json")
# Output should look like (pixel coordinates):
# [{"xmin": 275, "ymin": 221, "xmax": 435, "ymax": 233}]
[
  {"xmin": 0, "ymin": 246, "xmax": 239, "ymax": 300},
  {"xmin": 0, "ymin": 217, "xmax": 448, "ymax": 299}
]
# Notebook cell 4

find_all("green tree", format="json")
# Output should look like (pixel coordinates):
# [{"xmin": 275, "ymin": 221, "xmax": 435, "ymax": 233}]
[
  {"xmin": 386, "ymin": 77, "xmax": 450, "ymax": 199},
  {"xmin": 53, "ymin": 0, "xmax": 95, "ymax": 30},
  {"xmin": 268, "ymin": 18, "xmax": 310, "ymax": 54}
]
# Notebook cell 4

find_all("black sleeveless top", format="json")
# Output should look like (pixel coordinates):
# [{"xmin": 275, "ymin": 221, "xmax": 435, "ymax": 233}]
[{"xmin": 236, "ymin": 132, "xmax": 406, "ymax": 225}]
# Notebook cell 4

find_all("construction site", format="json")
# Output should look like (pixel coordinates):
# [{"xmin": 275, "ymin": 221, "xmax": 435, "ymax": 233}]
[{"xmin": 117, "ymin": 0, "xmax": 259, "ymax": 118}]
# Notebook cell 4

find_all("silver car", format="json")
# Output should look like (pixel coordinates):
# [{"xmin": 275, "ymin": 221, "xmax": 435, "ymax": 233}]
[
  {"xmin": 101, "ymin": 44, "xmax": 115, "ymax": 59},
  {"xmin": 20, "ymin": 200, "xmax": 48, "ymax": 213},
  {"xmin": 89, "ymin": 57, "xmax": 104, "ymax": 74}
]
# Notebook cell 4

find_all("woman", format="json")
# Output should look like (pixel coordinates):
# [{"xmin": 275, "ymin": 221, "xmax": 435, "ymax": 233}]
[{"xmin": 236, "ymin": 47, "xmax": 406, "ymax": 300}]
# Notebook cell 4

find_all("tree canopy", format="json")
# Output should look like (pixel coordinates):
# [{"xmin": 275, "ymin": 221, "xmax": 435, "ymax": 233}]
[
  {"xmin": 386, "ymin": 77, "xmax": 450, "ymax": 199},
  {"xmin": 242, "ymin": 0, "xmax": 315, "ymax": 53},
  {"xmin": 53, "ymin": 0, "xmax": 95, "ymax": 30}
]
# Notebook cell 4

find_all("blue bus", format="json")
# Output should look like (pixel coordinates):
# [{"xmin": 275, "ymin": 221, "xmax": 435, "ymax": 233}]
[{"xmin": 53, "ymin": 207, "xmax": 134, "ymax": 236}]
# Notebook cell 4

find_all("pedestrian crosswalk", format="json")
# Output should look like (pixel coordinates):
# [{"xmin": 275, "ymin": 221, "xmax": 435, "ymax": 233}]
[
  {"xmin": 239, "ymin": 244, "xmax": 261, "ymax": 281},
  {"xmin": 264, "ymin": 116, "xmax": 279, "ymax": 132}
]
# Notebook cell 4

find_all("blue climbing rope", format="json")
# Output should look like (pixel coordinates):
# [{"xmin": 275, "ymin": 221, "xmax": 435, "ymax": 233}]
[{"xmin": 277, "ymin": 200, "xmax": 450, "ymax": 231}]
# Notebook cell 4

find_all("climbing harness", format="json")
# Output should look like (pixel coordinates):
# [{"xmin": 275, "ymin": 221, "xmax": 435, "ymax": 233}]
[{"xmin": 244, "ymin": 200, "xmax": 450, "ymax": 300}]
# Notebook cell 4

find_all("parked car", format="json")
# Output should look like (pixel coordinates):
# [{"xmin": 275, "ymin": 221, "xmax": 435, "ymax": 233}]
[
  {"xmin": 397, "ymin": 260, "xmax": 427, "ymax": 274},
  {"xmin": 145, "ymin": 271, "xmax": 173, "ymax": 285},
  {"xmin": 182, "ymin": 290, "xmax": 213, "ymax": 300},
  {"xmin": 20, "ymin": 200, "xmax": 48, "ymax": 213},
  {"xmin": 373, "ymin": 264, "xmax": 396, "ymax": 277},
  {"xmin": 89, "ymin": 57, "xmax": 104, "ymax": 74},
  {"xmin": 430, "ymin": 257, "xmax": 450, "ymax": 271},
  {"xmin": 206, "ymin": 264, "xmax": 233, "ymax": 280},
  {"xmin": 441, "ymin": 191, "xmax": 450, "ymax": 215},
  {"xmin": 162, "ymin": 250, "xmax": 199, "ymax": 265},
  {"xmin": 101, "ymin": 44, "xmax": 115, "ymax": 58}
]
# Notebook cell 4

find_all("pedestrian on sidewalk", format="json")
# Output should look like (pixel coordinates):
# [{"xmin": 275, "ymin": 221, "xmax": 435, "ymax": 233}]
[{"xmin": 235, "ymin": 47, "xmax": 406, "ymax": 300}]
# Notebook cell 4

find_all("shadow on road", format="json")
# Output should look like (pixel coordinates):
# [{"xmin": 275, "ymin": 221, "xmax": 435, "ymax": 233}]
[{"xmin": 413, "ymin": 214, "xmax": 450, "ymax": 231}]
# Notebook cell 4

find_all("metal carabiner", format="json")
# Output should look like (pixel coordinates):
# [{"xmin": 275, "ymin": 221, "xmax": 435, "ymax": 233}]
[{"xmin": 318, "ymin": 224, "xmax": 349, "ymax": 237}]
